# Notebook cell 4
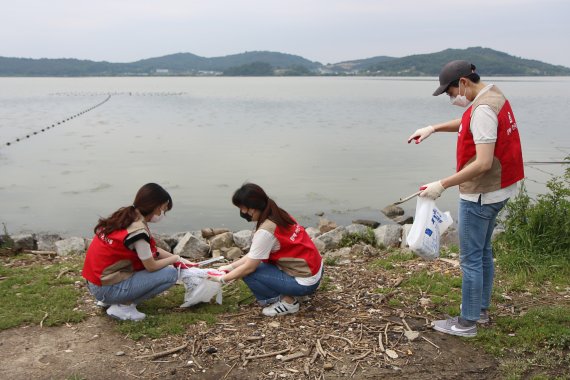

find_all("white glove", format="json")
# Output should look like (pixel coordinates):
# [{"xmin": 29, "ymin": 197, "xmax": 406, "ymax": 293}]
[
  {"xmin": 207, "ymin": 274, "xmax": 225, "ymax": 283},
  {"xmin": 419, "ymin": 180, "xmax": 445, "ymax": 200},
  {"xmin": 408, "ymin": 125, "xmax": 435, "ymax": 144},
  {"xmin": 218, "ymin": 264, "xmax": 235, "ymax": 273}
]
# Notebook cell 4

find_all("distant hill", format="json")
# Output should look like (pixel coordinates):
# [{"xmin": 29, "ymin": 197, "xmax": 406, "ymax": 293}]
[
  {"xmin": 364, "ymin": 47, "xmax": 570, "ymax": 76},
  {"xmin": 324, "ymin": 55, "xmax": 396, "ymax": 72},
  {"xmin": 0, "ymin": 47, "xmax": 568, "ymax": 76},
  {"xmin": 0, "ymin": 51, "xmax": 320, "ymax": 76}
]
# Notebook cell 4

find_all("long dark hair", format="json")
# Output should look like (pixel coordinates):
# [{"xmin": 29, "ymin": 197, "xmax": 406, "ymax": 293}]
[
  {"xmin": 232, "ymin": 183, "xmax": 295, "ymax": 230},
  {"xmin": 94, "ymin": 183, "xmax": 172, "ymax": 235}
]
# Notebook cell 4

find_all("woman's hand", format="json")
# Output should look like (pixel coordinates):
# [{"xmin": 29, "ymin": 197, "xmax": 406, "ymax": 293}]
[{"xmin": 408, "ymin": 125, "xmax": 435, "ymax": 144}]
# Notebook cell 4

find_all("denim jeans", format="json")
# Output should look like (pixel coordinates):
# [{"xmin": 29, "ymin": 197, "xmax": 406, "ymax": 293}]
[
  {"xmin": 243, "ymin": 263, "xmax": 322, "ymax": 305},
  {"xmin": 459, "ymin": 197, "xmax": 508, "ymax": 322},
  {"xmin": 86, "ymin": 266, "xmax": 177, "ymax": 305}
]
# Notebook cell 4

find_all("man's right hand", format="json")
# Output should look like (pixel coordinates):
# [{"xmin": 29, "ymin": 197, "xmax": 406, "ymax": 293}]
[{"xmin": 408, "ymin": 125, "xmax": 435, "ymax": 144}]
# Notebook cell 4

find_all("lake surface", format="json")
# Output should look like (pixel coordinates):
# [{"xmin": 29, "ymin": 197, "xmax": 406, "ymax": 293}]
[{"xmin": 0, "ymin": 77, "xmax": 568, "ymax": 237}]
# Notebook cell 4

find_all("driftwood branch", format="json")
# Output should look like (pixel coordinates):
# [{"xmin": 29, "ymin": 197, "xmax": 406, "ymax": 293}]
[{"xmin": 135, "ymin": 343, "xmax": 188, "ymax": 360}]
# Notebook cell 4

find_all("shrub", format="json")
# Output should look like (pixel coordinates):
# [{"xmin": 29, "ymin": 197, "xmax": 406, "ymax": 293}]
[{"xmin": 494, "ymin": 156, "xmax": 570, "ymax": 277}]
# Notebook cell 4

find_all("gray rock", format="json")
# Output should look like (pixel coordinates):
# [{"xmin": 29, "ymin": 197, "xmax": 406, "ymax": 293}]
[
  {"xmin": 400, "ymin": 224, "xmax": 413, "ymax": 249},
  {"xmin": 37, "ymin": 234, "xmax": 62, "ymax": 251},
  {"xmin": 226, "ymin": 247, "xmax": 243, "ymax": 260},
  {"xmin": 318, "ymin": 218, "xmax": 337, "ymax": 234},
  {"xmin": 352, "ymin": 219, "xmax": 380, "ymax": 229},
  {"xmin": 154, "ymin": 236, "xmax": 171, "ymax": 252},
  {"xmin": 441, "ymin": 227, "xmax": 459, "ymax": 248},
  {"xmin": 173, "ymin": 232, "xmax": 210, "ymax": 259},
  {"xmin": 345, "ymin": 224, "xmax": 369, "ymax": 235},
  {"xmin": 305, "ymin": 227, "xmax": 321, "ymax": 239},
  {"xmin": 210, "ymin": 232, "xmax": 235, "ymax": 251},
  {"xmin": 13, "ymin": 234, "xmax": 36, "ymax": 251},
  {"xmin": 202, "ymin": 228, "xmax": 231, "ymax": 238},
  {"xmin": 381, "ymin": 205, "xmax": 405, "ymax": 218},
  {"xmin": 55, "ymin": 237, "xmax": 86, "ymax": 256},
  {"xmin": 326, "ymin": 247, "xmax": 351, "ymax": 259},
  {"xmin": 232, "ymin": 230, "xmax": 253, "ymax": 250},
  {"xmin": 316, "ymin": 226, "xmax": 347, "ymax": 250},
  {"xmin": 492, "ymin": 227, "xmax": 505, "ymax": 241},
  {"xmin": 157, "ymin": 233, "xmax": 180, "ymax": 250},
  {"xmin": 373, "ymin": 225, "xmax": 403, "ymax": 248},
  {"xmin": 350, "ymin": 243, "xmax": 378, "ymax": 256},
  {"xmin": 312, "ymin": 238, "xmax": 326, "ymax": 253},
  {"xmin": 393, "ymin": 215, "xmax": 414, "ymax": 225}
]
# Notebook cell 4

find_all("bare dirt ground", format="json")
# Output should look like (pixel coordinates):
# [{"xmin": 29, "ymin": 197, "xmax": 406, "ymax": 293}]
[{"xmin": 0, "ymin": 247, "xmax": 502, "ymax": 380}]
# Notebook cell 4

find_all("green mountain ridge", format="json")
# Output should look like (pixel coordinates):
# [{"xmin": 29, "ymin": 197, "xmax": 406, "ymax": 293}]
[{"xmin": 0, "ymin": 47, "xmax": 568, "ymax": 76}]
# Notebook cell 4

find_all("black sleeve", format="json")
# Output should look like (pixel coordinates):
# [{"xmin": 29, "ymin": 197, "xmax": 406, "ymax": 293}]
[{"xmin": 124, "ymin": 230, "xmax": 150, "ymax": 249}]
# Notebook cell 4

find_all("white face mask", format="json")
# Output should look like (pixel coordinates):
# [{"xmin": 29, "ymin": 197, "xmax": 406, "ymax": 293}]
[
  {"xmin": 149, "ymin": 210, "xmax": 165, "ymax": 223},
  {"xmin": 450, "ymin": 80, "xmax": 470, "ymax": 107}
]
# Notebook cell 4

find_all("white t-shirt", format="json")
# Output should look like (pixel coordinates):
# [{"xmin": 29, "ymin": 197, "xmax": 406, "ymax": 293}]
[
  {"xmin": 246, "ymin": 229, "xmax": 323, "ymax": 286},
  {"xmin": 460, "ymin": 84, "xmax": 519, "ymax": 205}
]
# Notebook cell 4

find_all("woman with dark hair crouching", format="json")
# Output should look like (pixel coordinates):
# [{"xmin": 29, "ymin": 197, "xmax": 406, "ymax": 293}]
[
  {"xmin": 209, "ymin": 183, "xmax": 323, "ymax": 317},
  {"xmin": 82, "ymin": 183, "xmax": 192, "ymax": 321}
]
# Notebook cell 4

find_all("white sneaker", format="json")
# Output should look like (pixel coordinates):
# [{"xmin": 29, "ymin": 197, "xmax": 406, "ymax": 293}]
[
  {"xmin": 96, "ymin": 300, "xmax": 110, "ymax": 308},
  {"xmin": 262, "ymin": 299, "xmax": 300, "ymax": 317},
  {"xmin": 106, "ymin": 304, "xmax": 146, "ymax": 321}
]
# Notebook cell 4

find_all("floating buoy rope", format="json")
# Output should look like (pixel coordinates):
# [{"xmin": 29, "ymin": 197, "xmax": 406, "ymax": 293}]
[{"xmin": 2, "ymin": 94, "xmax": 111, "ymax": 148}]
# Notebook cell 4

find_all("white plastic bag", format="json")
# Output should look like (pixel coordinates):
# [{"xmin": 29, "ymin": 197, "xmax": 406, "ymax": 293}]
[
  {"xmin": 407, "ymin": 197, "xmax": 453, "ymax": 260},
  {"xmin": 178, "ymin": 268, "xmax": 223, "ymax": 308}
]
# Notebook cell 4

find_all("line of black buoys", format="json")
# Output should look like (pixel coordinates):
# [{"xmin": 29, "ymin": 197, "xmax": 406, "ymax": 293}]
[{"xmin": 2, "ymin": 95, "xmax": 111, "ymax": 148}]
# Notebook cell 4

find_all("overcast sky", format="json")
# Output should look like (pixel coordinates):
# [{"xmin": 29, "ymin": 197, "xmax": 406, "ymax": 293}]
[{"xmin": 1, "ymin": 0, "xmax": 569, "ymax": 67}]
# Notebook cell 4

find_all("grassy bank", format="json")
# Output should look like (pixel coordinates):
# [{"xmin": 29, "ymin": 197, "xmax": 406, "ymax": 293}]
[{"xmin": 0, "ymin": 161, "xmax": 568, "ymax": 379}]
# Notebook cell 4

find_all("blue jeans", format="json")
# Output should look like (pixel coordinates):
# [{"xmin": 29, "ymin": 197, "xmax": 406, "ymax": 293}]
[
  {"xmin": 86, "ymin": 266, "xmax": 177, "ymax": 305},
  {"xmin": 243, "ymin": 263, "xmax": 322, "ymax": 305},
  {"xmin": 459, "ymin": 197, "xmax": 508, "ymax": 322}
]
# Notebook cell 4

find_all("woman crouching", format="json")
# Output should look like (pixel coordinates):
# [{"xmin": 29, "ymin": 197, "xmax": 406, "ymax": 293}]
[
  {"xmin": 211, "ymin": 183, "xmax": 323, "ymax": 317},
  {"xmin": 82, "ymin": 183, "xmax": 189, "ymax": 321}
]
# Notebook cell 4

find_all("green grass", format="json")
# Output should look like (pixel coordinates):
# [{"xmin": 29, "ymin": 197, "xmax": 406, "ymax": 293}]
[
  {"xmin": 338, "ymin": 228, "xmax": 376, "ymax": 248},
  {"xmin": 319, "ymin": 275, "xmax": 335, "ymax": 292},
  {"xmin": 0, "ymin": 254, "xmax": 86, "ymax": 330},
  {"xmin": 117, "ymin": 278, "xmax": 253, "ymax": 340},
  {"xmin": 370, "ymin": 251, "xmax": 416, "ymax": 271},
  {"xmin": 475, "ymin": 306, "xmax": 570, "ymax": 379},
  {"xmin": 402, "ymin": 270, "xmax": 462, "ymax": 314}
]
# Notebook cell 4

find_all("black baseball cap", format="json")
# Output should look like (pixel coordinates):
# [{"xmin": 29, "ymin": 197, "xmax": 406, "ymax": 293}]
[{"xmin": 433, "ymin": 60, "xmax": 473, "ymax": 96}]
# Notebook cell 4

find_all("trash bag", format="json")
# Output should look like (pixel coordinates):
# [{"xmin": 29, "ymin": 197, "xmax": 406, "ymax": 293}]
[
  {"xmin": 407, "ymin": 197, "xmax": 453, "ymax": 260},
  {"xmin": 178, "ymin": 268, "xmax": 223, "ymax": 308}
]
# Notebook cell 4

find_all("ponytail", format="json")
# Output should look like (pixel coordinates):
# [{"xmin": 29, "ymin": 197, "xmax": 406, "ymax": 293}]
[{"xmin": 94, "ymin": 183, "xmax": 172, "ymax": 235}]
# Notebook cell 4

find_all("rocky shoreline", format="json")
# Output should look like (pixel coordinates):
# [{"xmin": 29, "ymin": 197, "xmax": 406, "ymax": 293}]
[{"xmin": 1, "ymin": 208, "xmax": 466, "ymax": 259}]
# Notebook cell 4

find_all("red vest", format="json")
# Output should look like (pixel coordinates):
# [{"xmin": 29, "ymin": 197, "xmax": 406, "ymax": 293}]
[
  {"xmin": 265, "ymin": 223, "xmax": 322, "ymax": 277},
  {"xmin": 456, "ymin": 88, "xmax": 524, "ymax": 194},
  {"xmin": 82, "ymin": 229, "xmax": 157, "ymax": 286}
]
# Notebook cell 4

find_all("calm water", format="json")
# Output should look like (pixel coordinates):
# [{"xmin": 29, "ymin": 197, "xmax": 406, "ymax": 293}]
[{"xmin": 1, "ymin": 77, "xmax": 568, "ymax": 237}]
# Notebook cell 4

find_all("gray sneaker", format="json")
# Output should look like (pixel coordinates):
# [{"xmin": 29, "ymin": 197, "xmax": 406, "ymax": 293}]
[
  {"xmin": 432, "ymin": 316, "xmax": 477, "ymax": 337},
  {"xmin": 460, "ymin": 305, "xmax": 489, "ymax": 324}
]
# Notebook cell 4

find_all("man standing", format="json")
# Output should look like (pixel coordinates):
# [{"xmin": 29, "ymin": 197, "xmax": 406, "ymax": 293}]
[{"xmin": 408, "ymin": 60, "xmax": 524, "ymax": 337}]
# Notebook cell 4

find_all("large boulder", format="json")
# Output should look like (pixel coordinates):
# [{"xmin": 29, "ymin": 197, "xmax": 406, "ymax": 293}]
[
  {"xmin": 305, "ymin": 227, "xmax": 321, "ymax": 239},
  {"xmin": 202, "ymin": 228, "xmax": 230, "ymax": 238},
  {"xmin": 381, "ymin": 205, "xmax": 405, "ymax": 218},
  {"xmin": 154, "ymin": 236, "xmax": 171, "ymax": 252},
  {"xmin": 225, "ymin": 247, "xmax": 243, "ymax": 260},
  {"xmin": 441, "ymin": 227, "xmax": 460, "ymax": 248},
  {"xmin": 210, "ymin": 232, "xmax": 235, "ymax": 251},
  {"xmin": 37, "ymin": 234, "xmax": 62, "ymax": 251},
  {"xmin": 352, "ymin": 219, "xmax": 380, "ymax": 229},
  {"xmin": 173, "ymin": 232, "xmax": 210, "ymax": 259},
  {"xmin": 312, "ymin": 238, "xmax": 326, "ymax": 253},
  {"xmin": 318, "ymin": 218, "xmax": 337, "ymax": 234},
  {"xmin": 316, "ymin": 226, "xmax": 347, "ymax": 251},
  {"xmin": 345, "ymin": 224, "xmax": 370, "ymax": 235},
  {"xmin": 55, "ymin": 237, "xmax": 86, "ymax": 256},
  {"xmin": 13, "ymin": 234, "xmax": 36, "ymax": 251},
  {"xmin": 400, "ymin": 224, "xmax": 413, "ymax": 249},
  {"xmin": 373, "ymin": 224, "xmax": 403, "ymax": 248},
  {"xmin": 232, "ymin": 230, "xmax": 253, "ymax": 250}
]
